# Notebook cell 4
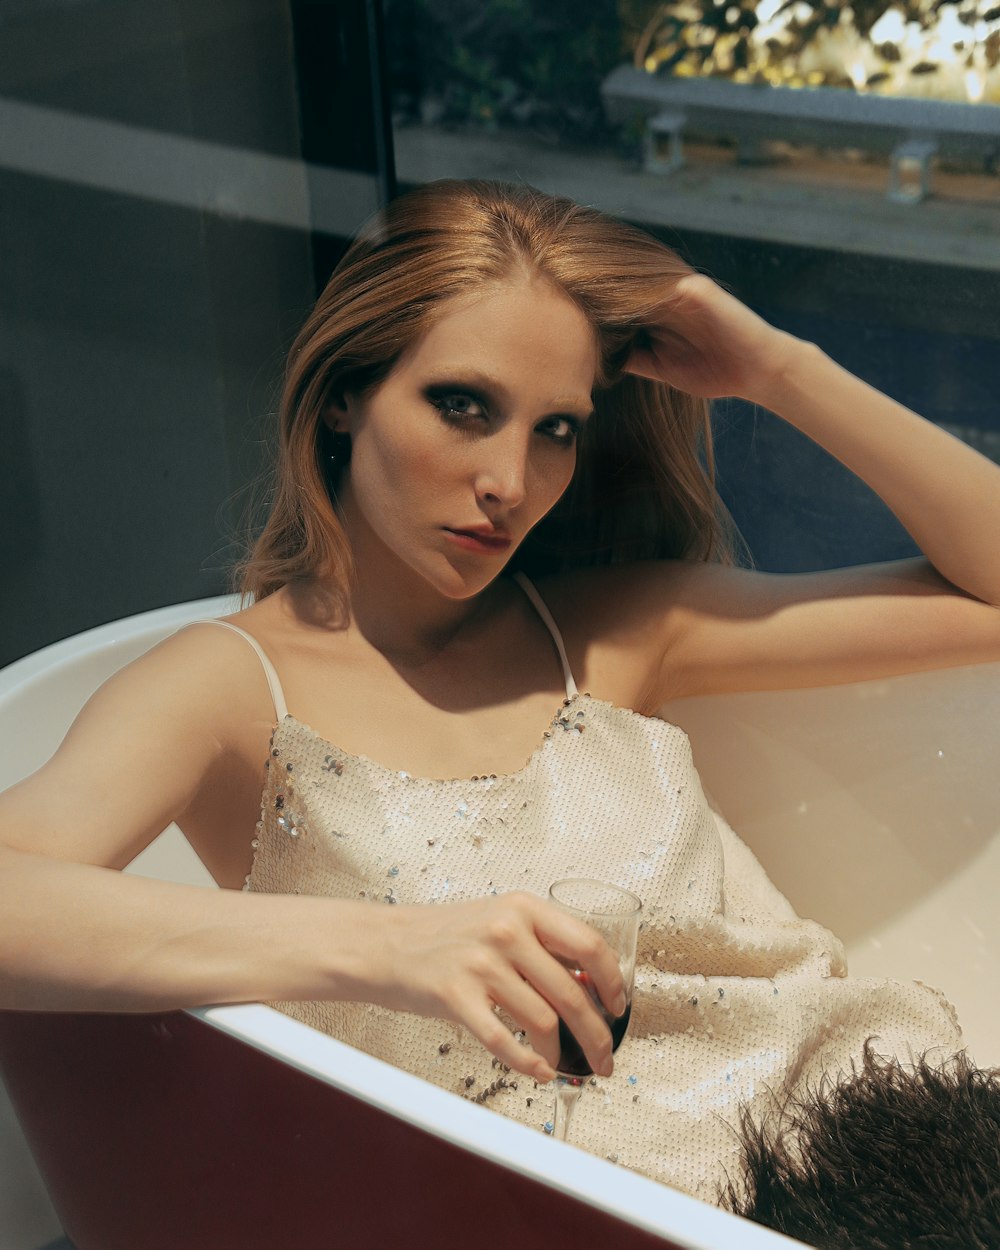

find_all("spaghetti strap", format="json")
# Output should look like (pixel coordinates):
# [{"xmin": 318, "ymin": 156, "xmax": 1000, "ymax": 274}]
[
  {"xmin": 511, "ymin": 571, "xmax": 579, "ymax": 700},
  {"xmin": 192, "ymin": 619, "xmax": 289, "ymax": 722}
]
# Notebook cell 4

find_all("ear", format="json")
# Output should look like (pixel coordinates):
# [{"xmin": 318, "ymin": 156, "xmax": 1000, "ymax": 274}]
[{"xmin": 321, "ymin": 391, "xmax": 348, "ymax": 433}]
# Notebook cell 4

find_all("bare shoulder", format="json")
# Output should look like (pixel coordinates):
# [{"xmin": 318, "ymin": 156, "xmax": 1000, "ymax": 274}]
[
  {"xmin": 537, "ymin": 562, "xmax": 693, "ymax": 637},
  {"xmin": 529, "ymin": 556, "xmax": 1000, "ymax": 702},
  {"xmin": 90, "ymin": 612, "xmax": 278, "ymax": 743},
  {"xmin": 530, "ymin": 562, "xmax": 697, "ymax": 710},
  {"xmin": 0, "ymin": 614, "xmax": 278, "ymax": 878}
]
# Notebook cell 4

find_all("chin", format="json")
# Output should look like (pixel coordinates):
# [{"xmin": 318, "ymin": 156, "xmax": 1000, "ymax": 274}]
[{"xmin": 430, "ymin": 558, "xmax": 512, "ymax": 600}]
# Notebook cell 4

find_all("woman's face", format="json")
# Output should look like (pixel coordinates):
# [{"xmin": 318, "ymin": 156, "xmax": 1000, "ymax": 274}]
[{"xmin": 332, "ymin": 275, "xmax": 599, "ymax": 600}]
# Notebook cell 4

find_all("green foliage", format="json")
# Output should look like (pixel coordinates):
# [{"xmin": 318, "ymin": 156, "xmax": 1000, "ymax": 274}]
[{"xmin": 385, "ymin": 0, "xmax": 628, "ymax": 140}]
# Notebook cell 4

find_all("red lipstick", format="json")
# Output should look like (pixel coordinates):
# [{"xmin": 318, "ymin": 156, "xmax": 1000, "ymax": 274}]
[{"xmin": 444, "ymin": 526, "xmax": 512, "ymax": 553}]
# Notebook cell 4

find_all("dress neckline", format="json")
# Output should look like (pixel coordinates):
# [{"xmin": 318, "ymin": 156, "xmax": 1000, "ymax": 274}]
[{"xmin": 270, "ymin": 692, "xmax": 692, "ymax": 788}]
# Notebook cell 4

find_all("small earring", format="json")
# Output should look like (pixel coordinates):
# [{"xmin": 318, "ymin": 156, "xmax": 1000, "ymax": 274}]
[{"xmin": 326, "ymin": 426, "xmax": 352, "ymax": 468}]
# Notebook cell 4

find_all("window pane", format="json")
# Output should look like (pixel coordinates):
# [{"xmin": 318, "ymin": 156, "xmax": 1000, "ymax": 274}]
[{"xmin": 387, "ymin": 0, "xmax": 1000, "ymax": 569}]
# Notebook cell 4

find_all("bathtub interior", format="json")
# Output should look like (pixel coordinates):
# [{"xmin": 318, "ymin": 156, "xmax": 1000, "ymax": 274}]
[{"xmin": 1, "ymin": 598, "xmax": 998, "ymax": 1250}]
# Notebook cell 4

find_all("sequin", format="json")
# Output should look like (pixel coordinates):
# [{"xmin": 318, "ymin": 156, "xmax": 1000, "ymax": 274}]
[
  {"xmin": 438, "ymin": 1043, "xmax": 451, "ymax": 1055},
  {"xmin": 388, "ymin": 866, "xmax": 399, "ymax": 878},
  {"xmin": 543, "ymin": 1121, "xmax": 553, "ymax": 1135},
  {"xmin": 627, "ymin": 1075, "xmax": 637, "ymax": 1086},
  {"xmin": 275, "ymin": 794, "xmax": 285, "ymax": 810},
  {"xmin": 285, "ymin": 762, "xmax": 294, "ymax": 773},
  {"xmin": 243, "ymin": 682, "xmax": 958, "ymax": 1207},
  {"xmin": 322, "ymin": 755, "xmax": 345, "ymax": 776}
]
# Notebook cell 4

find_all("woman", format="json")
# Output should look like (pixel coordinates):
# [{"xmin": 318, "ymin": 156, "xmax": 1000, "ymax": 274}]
[{"xmin": 2, "ymin": 180, "xmax": 999, "ymax": 1220}]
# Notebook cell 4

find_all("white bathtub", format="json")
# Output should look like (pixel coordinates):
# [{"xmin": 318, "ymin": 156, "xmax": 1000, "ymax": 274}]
[{"xmin": 1, "ymin": 598, "xmax": 997, "ymax": 1250}]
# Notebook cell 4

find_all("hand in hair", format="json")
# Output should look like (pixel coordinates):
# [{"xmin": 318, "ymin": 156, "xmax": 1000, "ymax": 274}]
[{"xmin": 625, "ymin": 273, "xmax": 798, "ymax": 404}]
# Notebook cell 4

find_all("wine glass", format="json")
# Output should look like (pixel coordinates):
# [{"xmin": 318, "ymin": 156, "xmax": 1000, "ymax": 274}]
[{"xmin": 547, "ymin": 878, "xmax": 642, "ymax": 1143}]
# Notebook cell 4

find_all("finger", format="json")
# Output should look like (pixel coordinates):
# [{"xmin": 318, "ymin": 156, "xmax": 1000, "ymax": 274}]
[
  {"xmin": 510, "ymin": 945, "xmax": 617, "ymax": 1078},
  {"xmin": 532, "ymin": 908, "xmax": 627, "ymax": 1018},
  {"xmin": 460, "ymin": 994, "xmax": 556, "ymax": 1082},
  {"xmin": 486, "ymin": 966, "xmax": 563, "ymax": 1072},
  {"xmin": 624, "ymin": 348, "xmax": 665, "ymax": 381}
]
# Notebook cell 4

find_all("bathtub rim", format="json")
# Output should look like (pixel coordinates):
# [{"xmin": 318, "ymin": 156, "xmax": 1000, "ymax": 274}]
[{"xmin": 193, "ymin": 1000, "xmax": 806, "ymax": 1250}]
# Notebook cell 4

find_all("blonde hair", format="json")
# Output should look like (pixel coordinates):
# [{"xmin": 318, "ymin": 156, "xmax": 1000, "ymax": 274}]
[{"xmin": 236, "ymin": 179, "xmax": 735, "ymax": 601}]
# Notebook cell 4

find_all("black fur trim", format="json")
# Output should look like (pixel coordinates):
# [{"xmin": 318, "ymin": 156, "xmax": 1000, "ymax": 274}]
[{"xmin": 724, "ymin": 1044, "xmax": 1000, "ymax": 1249}]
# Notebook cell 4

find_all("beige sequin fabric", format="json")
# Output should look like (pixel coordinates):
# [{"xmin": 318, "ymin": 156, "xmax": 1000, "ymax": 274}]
[{"xmin": 235, "ymin": 589, "xmax": 961, "ymax": 1204}]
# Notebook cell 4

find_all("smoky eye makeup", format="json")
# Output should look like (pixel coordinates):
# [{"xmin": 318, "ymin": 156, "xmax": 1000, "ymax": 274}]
[
  {"xmin": 424, "ymin": 384, "xmax": 490, "ymax": 421},
  {"xmin": 424, "ymin": 380, "xmax": 587, "ymax": 446}
]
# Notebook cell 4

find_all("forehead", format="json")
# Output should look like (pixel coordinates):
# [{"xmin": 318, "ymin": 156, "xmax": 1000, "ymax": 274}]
[{"xmin": 396, "ymin": 277, "xmax": 599, "ymax": 406}]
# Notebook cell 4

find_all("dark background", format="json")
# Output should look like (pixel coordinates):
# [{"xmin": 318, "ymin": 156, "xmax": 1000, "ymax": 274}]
[{"xmin": 1, "ymin": 0, "xmax": 996, "ymax": 666}]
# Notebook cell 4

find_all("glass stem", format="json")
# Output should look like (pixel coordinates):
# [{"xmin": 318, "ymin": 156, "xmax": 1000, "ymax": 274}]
[{"xmin": 552, "ymin": 1077, "xmax": 583, "ymax": 1142}]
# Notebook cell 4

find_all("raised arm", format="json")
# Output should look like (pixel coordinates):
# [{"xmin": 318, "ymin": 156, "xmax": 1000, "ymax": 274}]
[
  {"xmin": 626, "ymin": 275, "xmax": 1000, "ymax": 697},
  {"xmin": 0, "ymin": 627, "xmax": 623, "ymax": 1079}
]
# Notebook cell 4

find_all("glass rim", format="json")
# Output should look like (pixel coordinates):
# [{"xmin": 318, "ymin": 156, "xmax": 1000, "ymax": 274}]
[{"xmin": 548, "ymin": 877, "xmax": 643, "ymax": 917}]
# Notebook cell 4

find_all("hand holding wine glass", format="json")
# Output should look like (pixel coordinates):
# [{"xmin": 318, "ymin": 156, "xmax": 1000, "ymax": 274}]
[{"xmin": 547, "ymin": 879, "xmax": 642, "ymax": 1143}]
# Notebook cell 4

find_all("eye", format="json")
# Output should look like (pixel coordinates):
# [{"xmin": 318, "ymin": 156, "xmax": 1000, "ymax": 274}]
[
  {"xmin": 540, "ymin": 415, "xmax": 581, "ymax": 446},
  {"xmin": 428, "ymin": 390, "xmax": 486, "ymax": 422}
]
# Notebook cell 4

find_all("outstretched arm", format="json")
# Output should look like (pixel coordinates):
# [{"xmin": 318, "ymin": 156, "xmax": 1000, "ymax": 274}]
[
  {"xmin": 0, "ymin": 627, "xmax": 622, "ymax": 1080},
  {"xmin": 626, "ymin": 275, "xmax": 1000, "ymax": 696}
]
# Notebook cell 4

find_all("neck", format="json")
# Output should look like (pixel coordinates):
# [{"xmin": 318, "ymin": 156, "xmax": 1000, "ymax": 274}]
[
  {"xmin": 329, "ymin": 480, "xmax": 506, "ymax": 668},
  {"xmin": 347, "ymin": 560, "xmax": 503, "ymax": 669}
]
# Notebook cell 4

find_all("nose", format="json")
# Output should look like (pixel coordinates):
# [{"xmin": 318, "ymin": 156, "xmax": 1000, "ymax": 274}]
[{"xmin": 474, "ymin": 429, "xmax": 529, "ymax": 512}]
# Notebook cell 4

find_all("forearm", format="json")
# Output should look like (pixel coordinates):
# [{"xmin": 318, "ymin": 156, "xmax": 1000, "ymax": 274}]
[
  {"xmin": 753, "ymin": 339, "xmax": 1000, "ymax": 607},
  {"xmin": 0, "ymin": 845, "xmax": 381, "ymax": 1012}
]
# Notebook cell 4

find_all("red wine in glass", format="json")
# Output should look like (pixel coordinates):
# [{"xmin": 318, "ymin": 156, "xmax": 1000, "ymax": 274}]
[
  {"xmin": 547, "ymin": 878, "xmax": 642, "ymax": 1143},
  {"xmin": 556, "ymin": 969, "xmax": 632, "ymax": 1079}
]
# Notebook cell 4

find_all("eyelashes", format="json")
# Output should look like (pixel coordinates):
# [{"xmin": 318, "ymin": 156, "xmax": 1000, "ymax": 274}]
[
  {"xmin": 428, "ymin": 390, "xmax": 486, "ymax": 421},
  {"xmin": 425, "ymin": 386, "xmax": 581, "ymax": 447}
]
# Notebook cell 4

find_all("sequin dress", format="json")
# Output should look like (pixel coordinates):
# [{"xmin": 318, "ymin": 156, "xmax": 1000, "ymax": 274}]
[{"xmin": 205, "ymin": 573, "xmax": 961, "ymax": 1204}]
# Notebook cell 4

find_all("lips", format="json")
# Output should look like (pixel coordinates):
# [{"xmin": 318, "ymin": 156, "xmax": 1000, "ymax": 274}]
[{"xmin": 444, "ymin": 527, "xmax": 512, "ymax": 551}]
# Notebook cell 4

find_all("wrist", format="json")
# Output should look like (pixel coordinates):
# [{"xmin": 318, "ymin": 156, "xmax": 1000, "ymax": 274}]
[
  {"xmin": 743, "ymin": 333, "xmax": 821, "ymax": 411},
  {"xmin": 247, "ymin": 892, "xmax": 390, "ymax": 1006}
]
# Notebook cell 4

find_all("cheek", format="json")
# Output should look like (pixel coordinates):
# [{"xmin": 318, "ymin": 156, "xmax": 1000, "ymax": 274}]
[
  {"xmin": 352, "ymin": 413, "xmax": 449, "ymax": 513},
  {"xmin": 529, "ymin": 452, "xmax": 576, "ymax": 521}
]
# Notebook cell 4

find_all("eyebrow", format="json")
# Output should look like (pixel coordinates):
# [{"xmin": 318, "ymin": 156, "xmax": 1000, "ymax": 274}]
[{"xmin": 423, "ymin": 369, "xmax": 595, "ymax": 421}]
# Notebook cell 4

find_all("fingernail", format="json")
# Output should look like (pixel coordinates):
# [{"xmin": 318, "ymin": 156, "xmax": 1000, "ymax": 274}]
[
  {"xmin": 600, "ymin": 1056, "xmax": 614, "ymax": 1078},
  {"xmin": 614, "ymin": 993, "xmax": 627, "ymax": 1016}
]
